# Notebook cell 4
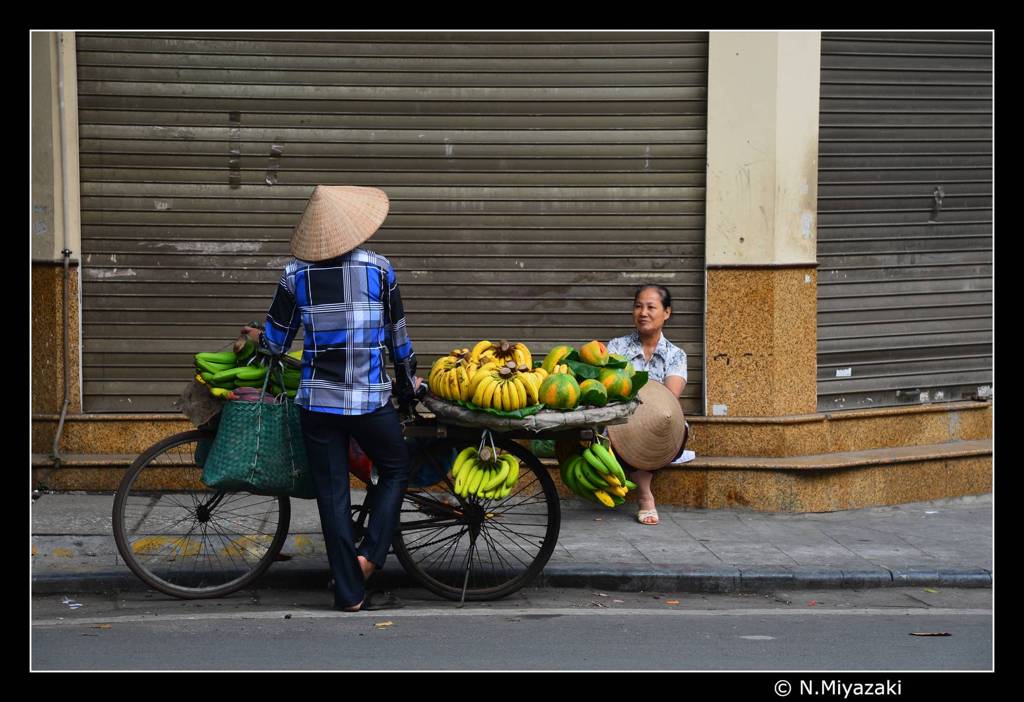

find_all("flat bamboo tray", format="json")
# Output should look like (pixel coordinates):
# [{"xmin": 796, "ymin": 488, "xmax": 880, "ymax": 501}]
[{"xmin": 422, "ymin": 395, "xmax": 639, "ymax": 434}]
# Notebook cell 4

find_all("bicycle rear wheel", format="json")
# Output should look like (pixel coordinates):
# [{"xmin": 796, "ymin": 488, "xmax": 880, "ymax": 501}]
[
  {"xmin": 392, "ymin": 436, "xmax": 560, "ymax": 601},
  {"xmin": 112, "ymin": 430, "xmax": 290, "ymax": 599}
]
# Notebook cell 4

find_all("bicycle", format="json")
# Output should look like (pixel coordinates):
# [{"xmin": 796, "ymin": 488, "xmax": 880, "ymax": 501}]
[{"xmin": 112, "ymin": 374, "xmax": 567, "ymax": 603}]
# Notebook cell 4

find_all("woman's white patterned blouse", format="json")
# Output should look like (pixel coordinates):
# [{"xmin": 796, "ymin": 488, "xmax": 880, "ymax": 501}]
[{"xmin": 606, "ymin": 331, "xmax": 687, "ymax": 384}]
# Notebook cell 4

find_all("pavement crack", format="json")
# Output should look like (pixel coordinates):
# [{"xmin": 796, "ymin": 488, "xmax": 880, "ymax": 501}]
[{"xmin": 901, "ymin": 593, "xmax": 934, "ymax": 608}]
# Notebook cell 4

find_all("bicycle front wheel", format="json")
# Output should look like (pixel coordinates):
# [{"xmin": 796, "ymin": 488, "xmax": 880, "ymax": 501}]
[
  {"xmin": 392, "ymin": 436, "xmax": 560, "ymax": 601},
  {"xmin": 112, "ymin": 430, "xmax": 290, "ymax": 599}
]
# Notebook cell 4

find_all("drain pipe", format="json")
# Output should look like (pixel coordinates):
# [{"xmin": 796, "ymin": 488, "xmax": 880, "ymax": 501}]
[
  {"xmin": 48, "ymin": 32, "xmax": 73, "ymax": 484},
  {"xmin": 50, "ymin": 248, "xmax": 72, "ymax": 470}
]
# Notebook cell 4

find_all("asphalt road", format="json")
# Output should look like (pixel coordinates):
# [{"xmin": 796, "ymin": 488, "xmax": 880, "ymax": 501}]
[{"xmin": 31, "ymin": 587, "xmax": 992, "ymax": 672}]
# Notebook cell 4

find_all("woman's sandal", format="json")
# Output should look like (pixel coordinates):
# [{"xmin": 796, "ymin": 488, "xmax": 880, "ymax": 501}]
[
  {"xmin": 637, "ymin": 508, "xmax": 659, "ymax": 525},
  {"xmin": 336, "ymin": 591, "xmax": 405, "ymax": 612}
]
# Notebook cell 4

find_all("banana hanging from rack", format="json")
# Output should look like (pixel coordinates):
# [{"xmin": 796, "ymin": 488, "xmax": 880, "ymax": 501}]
[
  {"xmin": 571, "ymin": 457, "xmax": 603, "ymax": 492},
  {"xmin": 451, "ymin": 446, "xmax": 478, "ymax": 479},
  {"xmin": 466, "ymin": 461, "xmax": 487, "ymax": 496},
  {"xmin": 556, "ymin": 447, "xmax": 633, "ymax": 507},
  {"xmin": 484, "ymin": 458, "xmax": 510, "ymax": 492},
  {"xmin": 501, "ymin": 453, "xmax": 519, "ymax": 490},
  {"xmin": 591, "ymin": 441, "xmax": 628, "ymax": 485}
]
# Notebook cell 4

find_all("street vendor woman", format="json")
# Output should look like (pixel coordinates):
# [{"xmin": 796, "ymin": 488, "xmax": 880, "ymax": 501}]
[
  {"xmin": 242, "ymin": 185, "xmax": 421, "ymax": 612},
  {"xmin": 606, "ymin": 284, "xmax": 688, "ymax": 525}
]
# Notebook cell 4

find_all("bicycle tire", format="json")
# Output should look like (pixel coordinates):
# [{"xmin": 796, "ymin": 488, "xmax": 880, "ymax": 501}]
[
  {"xmin": 112, "ymin": 430, "xmax": 291, "ymax": 599},
  {"xmin": 391, "ymin": 436, "xmax": 560, "ymax": 601}
]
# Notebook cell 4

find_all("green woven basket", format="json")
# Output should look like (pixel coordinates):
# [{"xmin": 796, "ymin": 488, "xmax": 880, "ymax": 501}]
[{"xmin": 201, "ymin": 395, "xmax": 316, "ymax": 500}]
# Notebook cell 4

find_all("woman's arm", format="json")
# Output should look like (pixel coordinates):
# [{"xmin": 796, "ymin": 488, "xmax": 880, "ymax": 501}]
[
  {"xmin": 664, "ymin": 375, "xmax": 685, "ymax": 399},
  {"xmin": 243, "ymin": 270, "xmax": 301, "ymax": 354},
  {"xmin": 383, "ymin": 263, "xmax": 419, "ymax": 396}
]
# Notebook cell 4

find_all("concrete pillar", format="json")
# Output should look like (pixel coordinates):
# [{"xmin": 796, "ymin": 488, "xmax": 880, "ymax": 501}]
[
  {"xmin": 32, "ymin": 32, "xmax": 80, "ymax": 263},
  {"xmin": 704, "ymin": 32, "xmax": 821, "ymax": 417},
  {"xmin": 32, "ymin": 31, "xmax": 82, "ymax": 415}
]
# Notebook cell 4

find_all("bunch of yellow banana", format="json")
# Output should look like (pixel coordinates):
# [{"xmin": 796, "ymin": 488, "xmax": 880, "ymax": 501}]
[
  {"xmin": 470, "ymin": 339, "xmax": 532, "ymax": 370},
  {"xmin": 451, "ymin": 445, "xmax": 521, "ymax": 500},
  {"xmin": 558, "ymin": 440, "xmax": 636, "ymax": 508},
  {"xmin": 550, "ymin": 363, "xmax": 572, "ymax": 375},
  {"xmin": 430, "ymin": 342, "xmax": 548, "ymax": 410},
  {"xmin": 428, "ymin": 348, "xmax": 476, "ymax": 401},
  {"xmin": 470, "ymin": 363, "xmax": 543, "ymax": 412},
  {"xmin": 521, "ymin": 364, "xmax": 548, "ymax": 388}
]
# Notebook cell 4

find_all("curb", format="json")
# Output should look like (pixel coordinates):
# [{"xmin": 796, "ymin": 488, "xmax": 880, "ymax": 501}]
[
  {"xmin": 31, "ymin": 564, "xmax": 992, "ymax": 596},
  {"xmin": 535, "ymin": 564, "xmax": 992, "ymax": 592}
]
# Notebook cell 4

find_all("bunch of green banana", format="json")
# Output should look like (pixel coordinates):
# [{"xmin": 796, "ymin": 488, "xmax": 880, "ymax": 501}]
[
  {"xmin": 194, "ymin": 347, "xmax": 302, "ymax": 400},
  {"xmin": 194, "ymin": 349, "xmax": 261, "ymax": 399},
  {"xmin": 268, "ymin": 350, "xmax": 303, "ymax": 398},
  {"xmin": 559, "ymin": 440, "xmax": 636, "ymax": 508},
  {"xmin": 470, "ymin": 364, "xmax": 540, "ymax": 412},
  {"xmin": 451, "ymin": 445, "xmax": 521, "ymax": 500}
]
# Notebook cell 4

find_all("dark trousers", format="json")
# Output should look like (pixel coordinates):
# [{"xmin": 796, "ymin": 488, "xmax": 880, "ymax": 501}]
[{"xmin": 299, "ymin": 404, "xmax": 410, "ymax": 609}]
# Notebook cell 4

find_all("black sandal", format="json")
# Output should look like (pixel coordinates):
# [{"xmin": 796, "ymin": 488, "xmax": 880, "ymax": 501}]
[{"xmin": 362, "ymin": 590, "xmax": 405, "ymax": 611}]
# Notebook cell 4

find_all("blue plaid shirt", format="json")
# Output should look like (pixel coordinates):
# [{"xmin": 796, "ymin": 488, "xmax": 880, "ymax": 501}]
[{"xmin": 259, "ymin": 248, "xmax": 417, "ymax": 416}]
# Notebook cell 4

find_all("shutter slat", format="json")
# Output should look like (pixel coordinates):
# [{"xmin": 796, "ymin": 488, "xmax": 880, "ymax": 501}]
[
  {"xmin": 816, "ymin": 32, "xmax": 993, "ymax": 411},
  {"xmin": 77, "ymin": 31, "xmax": 709, "ymax": 415}
]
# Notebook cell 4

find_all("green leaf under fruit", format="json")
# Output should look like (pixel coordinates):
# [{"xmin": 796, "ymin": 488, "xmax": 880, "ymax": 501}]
[
  {"xmin": 622, "ymin": 371, "xmax": 649, "ymax": 400},
  {"xmin": 564, "ymin": 358, "xmax": 603, "ymax": 380},
  {"xmin": 458, "ymin": 400, "xmax": 545, "ymax": 419}
]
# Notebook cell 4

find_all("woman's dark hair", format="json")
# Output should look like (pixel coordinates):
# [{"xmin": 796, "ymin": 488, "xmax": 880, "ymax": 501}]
[{"xmin": 633, "ymin": 284, "xmax": 672, "ymax": 310}]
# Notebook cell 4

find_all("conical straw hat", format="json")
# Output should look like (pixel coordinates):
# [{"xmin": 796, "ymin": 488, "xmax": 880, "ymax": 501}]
[
  {"xmin": 290, "ymin": 186, "xmax": 390, "ymax": 262},
  {"xmin": 607, "ymin": 381, "xmax": 686, "ymax": 470}
]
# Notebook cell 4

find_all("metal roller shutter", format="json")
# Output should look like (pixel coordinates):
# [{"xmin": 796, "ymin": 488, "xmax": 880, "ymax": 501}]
[
  {"xmin": 816, "ymin": 31, "xmax": 992, "ymax": 411},
  {"xmin": 76, "ymin": 31, "xmax": 708, "ymax": 413}
]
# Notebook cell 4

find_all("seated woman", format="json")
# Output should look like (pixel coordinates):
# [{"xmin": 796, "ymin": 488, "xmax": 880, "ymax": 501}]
[{"xmin": 607, "ymin": 284, "xmax": 688, "ymax": 525}]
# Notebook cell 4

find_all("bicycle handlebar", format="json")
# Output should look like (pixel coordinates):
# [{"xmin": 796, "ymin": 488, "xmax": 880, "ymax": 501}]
[{"xmin": 397, "ymin": 381, "xmax": 428, "ymax": 422}]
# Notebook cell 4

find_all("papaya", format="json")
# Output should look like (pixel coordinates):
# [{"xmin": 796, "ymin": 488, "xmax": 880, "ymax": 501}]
[
  {"xmin": 578, "ymin": 378, "xmax": 608, "ymax": 407},
  {"xmin": 537, "ymin": 373, "xmax": 581, "ymax": 409},
  {"xmin": 579, "ymin": 339, "xmax": 609, "ymax": 367},
  {"xmin": 609, "ymin": 353, "xmax": 636, "ymax": 377},
  {"xmin": 598, "ymin": 368, "xmax": 633, "ymax": 401}
]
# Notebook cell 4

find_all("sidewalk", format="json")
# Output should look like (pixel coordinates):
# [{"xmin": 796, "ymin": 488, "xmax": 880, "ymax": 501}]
[{"xmin": 31, "ymin": 491, "xmax": 993, "ymax": 595}]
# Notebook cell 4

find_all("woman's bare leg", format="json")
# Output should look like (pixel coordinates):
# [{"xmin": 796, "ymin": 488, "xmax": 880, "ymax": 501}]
[{"xmin": 632, "ymin": 469, "xmax": 657, "ymax": 523}]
